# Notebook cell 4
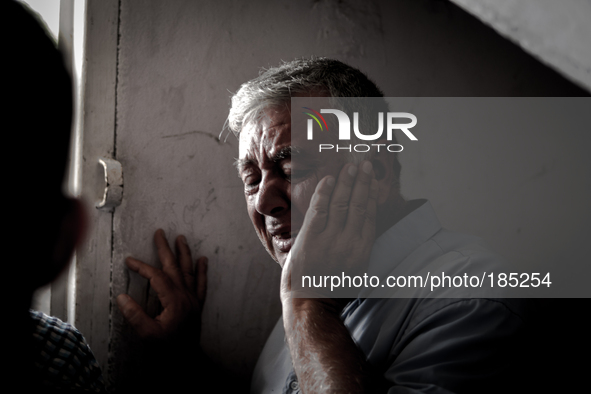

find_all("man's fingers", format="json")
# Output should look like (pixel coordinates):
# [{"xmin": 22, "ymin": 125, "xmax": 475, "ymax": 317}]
[
  {"xmin": 116, "ymin": 294, "xmax": 162, "ymax": 339},
  {"xmin": 126, "ymin": 257, "xmax": 175, "ymax": 308},
  {"xmin": 126, "ymin": 256, "xmax": 158, "ymax": 277},
  {"xmin": 196, "ymin": 256, "xmax": 208, "ymax": 307},
  {"xmin": 154, "ymin": 229, "xmax": 183, "ymax": 288},
  {"xmin": 326, "ymin": 163, "xmax": 357, "ymax": 233},
  {"xmin": 176, "ymin": 235, "xmax": 195, "ymax": 290},
  {"xmin": 344, "ymin": 161, "xmax": 375, "ymax": 235},
  {"xmin": 301, "ymin": 176, "xmax": 336, "ymax": 235}
]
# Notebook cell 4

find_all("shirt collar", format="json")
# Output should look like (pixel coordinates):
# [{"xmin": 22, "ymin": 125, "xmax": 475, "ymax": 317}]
[
  {"xmin": 365, "ymin": 199, "xmax": 442, "ymax": 280},
  {"xmin": 343, "ymin": 199, "xmax": 442, "ymax": 314}
]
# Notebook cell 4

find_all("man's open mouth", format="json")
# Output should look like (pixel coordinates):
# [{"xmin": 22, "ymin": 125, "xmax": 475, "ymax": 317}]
[{"xmin": 272, "ymin": 231, "xmax": 298, "ymax": 253}]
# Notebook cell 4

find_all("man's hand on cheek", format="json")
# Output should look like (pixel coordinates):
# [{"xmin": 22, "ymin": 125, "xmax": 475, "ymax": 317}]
[
  {"xmin": 281, "ymin": 160, "xmax": 379, "ymax": 303},
  {"xmin": 280, "ymin": 160, "xmax": 378, "ymax": 393},
  {"xmin": 116, "ymin": 229, "xmax": 207, "ymax": 345}
]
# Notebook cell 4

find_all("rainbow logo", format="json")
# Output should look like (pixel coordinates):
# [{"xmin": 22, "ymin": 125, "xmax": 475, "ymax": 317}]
[{"xmin": 302, "ymin": 107, "xmax": 329, "ymax": 131}]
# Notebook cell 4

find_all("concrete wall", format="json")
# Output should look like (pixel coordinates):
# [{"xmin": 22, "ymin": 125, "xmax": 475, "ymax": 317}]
[{"xmin": 81, "ymin": 0, "xmax": 588, "ymax": 388}]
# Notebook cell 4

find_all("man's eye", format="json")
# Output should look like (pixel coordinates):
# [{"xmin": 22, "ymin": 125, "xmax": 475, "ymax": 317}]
[
  {"xmin": 289, "ymin": 168, "xmax": 313, "ymax": 183},
  {"xmin": 241, "ymin": 172, "xmax": 261, "ymax": 193},
  {"xmin": 243, "ymin": 175, "xmax": 260, "ymax": 186}
]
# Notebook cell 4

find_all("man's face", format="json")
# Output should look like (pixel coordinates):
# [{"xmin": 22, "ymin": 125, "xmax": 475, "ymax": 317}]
[{"xmin": 237, "ymin": 105, "xmax": 345, "ymax": 267}]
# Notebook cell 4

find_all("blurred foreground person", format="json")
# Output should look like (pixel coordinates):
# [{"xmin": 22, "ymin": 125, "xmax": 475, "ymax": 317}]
[{"xmin": 6, "ymin": 1, "xmax": 102, "ymax": 391}]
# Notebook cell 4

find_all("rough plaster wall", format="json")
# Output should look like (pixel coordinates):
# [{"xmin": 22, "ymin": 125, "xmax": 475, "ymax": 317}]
[{"xmin": 106, "ymin": 0, "xmax": 588, "ymax": 387}]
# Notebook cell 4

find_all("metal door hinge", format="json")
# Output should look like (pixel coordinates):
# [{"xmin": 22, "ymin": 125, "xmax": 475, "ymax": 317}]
[{"xmin": 96, "ymin": 157, "xmax": 123, "ymax": 211}]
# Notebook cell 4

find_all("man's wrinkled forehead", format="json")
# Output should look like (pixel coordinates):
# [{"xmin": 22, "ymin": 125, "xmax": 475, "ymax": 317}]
[{"xmin": 238, "ymin": 110, "xmax": 291, "ymax": 161}]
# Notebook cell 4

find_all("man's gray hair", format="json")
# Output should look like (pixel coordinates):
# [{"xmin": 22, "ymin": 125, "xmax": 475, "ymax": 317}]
[
  {"xmin": 227, "ymin": 57, "xmax": 386, "ymax": 134},
  {"xmin": 226, "ymin": 57, "xmax": 400, "ymax": 183}
]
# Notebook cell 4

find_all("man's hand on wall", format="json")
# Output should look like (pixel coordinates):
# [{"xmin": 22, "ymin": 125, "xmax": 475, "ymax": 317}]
[
  {"xmin": 117, "ymin": 229, "xmax": 207, "ymax": 345},
  {"xmin": 116, "ymin": 229, "xmax": 210, "ymax": 391}
]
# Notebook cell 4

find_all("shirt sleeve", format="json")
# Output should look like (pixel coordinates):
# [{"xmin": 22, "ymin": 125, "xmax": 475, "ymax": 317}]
[{"xmin": 30, "ymin": 310, "xmax": 106, "ymax": 393}]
